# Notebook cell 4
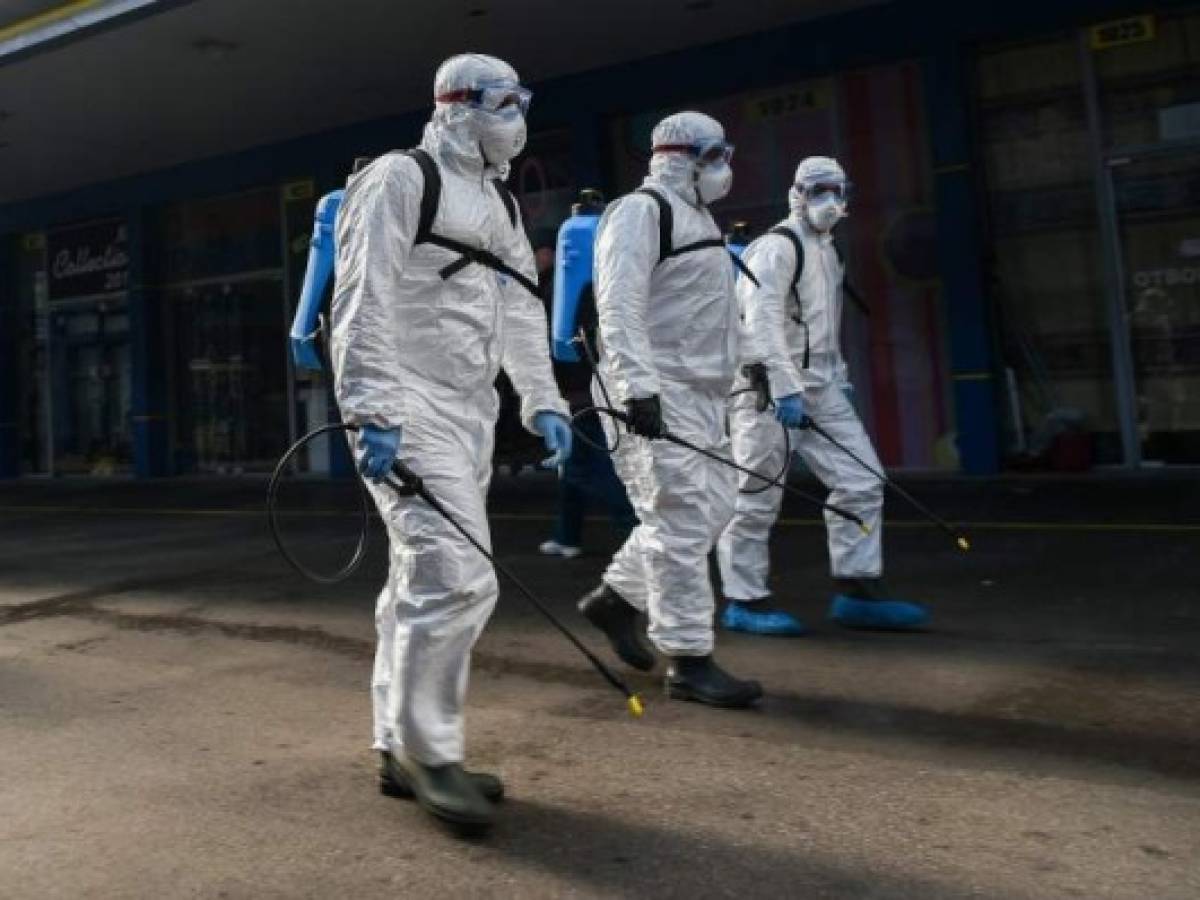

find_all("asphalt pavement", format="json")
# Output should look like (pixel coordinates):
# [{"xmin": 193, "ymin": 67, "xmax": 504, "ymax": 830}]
[{"xmin": 1, "ymin": 472, "xmax": 1198, "ymax": 898}]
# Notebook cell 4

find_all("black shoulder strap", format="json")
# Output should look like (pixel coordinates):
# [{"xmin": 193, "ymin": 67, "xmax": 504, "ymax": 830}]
[
  {"xmin": 769, "ymin": 226, "xmax": 810, "ymax": 368},
  {"xmin": 665, "ymin": 237, "xmax": 725, "ymax": 260},
  {"xmin": 727, "ymin": 250, "xmax": 761, "ymax": 289},
  {"xmin": 491, "ymin": 178, "xmax": 519, "ymax": 229},
  {"xmin": 396, "ymin": 148, "xmax": 538, "ymax": 297},
  {"xmin": 633, "ymin": 186, "xmax": 758, "ymax": 284},
  {"xmin": 768, "ymin": 226, "xmax": 804, "ymax": 296},
  {"xmin": 636, "ymin": 187, "xmax": 673, "ymax": 261},
  {"xmin": 404, "ymin": 148, "xmax": 441, "ymax": 244},
  {"xmin": 844, "ymin": 279, "xmax": 869, "ymax": 316}
]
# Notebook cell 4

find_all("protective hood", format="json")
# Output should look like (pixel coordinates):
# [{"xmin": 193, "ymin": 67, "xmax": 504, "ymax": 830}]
[
  {"xmin": 648, "ymin": 111, "xmax": 728, "ymax": 206},
  {"xmin": 421, "ymin": 53, "xmax": 526, "ymax": 179},
  {"xmin": 788, "ymin": 156, "xmax": 847, "ymax": 231}
]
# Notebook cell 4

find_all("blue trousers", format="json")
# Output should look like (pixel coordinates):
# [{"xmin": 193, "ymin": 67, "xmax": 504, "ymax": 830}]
[{"xmin": 553, "ymin": 409, "xmax": 638, "ymax": 547}]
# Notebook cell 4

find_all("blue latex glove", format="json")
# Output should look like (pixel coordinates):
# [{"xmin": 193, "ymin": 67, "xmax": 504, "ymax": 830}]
[
  {"xmin": 775, "ymin": 393, "xmax": 808, "ymax": 429},
  {"xmin": 290, "ymin": 334, "xmax": 323, "ymax": 373},
  {"xmin": 534, "ymin": 411, "xmax": 573, "ymax": 470},
  {"xmin": 356, "ymin": 425, "xmax": 402, "ymax": 483}
]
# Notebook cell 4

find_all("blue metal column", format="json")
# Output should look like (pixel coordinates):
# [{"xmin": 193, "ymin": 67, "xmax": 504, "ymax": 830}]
[
  {"xmin": 0, "ymin": 235, "xmax": 19, "ymax": 477},
  {"xmin": 127, "ymin": 209, "xmax": 169, "ymax": 476},
  {"xmin": 924, "ymin": 47, "xmax": 1001, "ymax": 475}
]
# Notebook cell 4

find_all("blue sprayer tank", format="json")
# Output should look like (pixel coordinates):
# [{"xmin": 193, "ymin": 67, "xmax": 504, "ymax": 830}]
[
  {"xmin": 551, "ymin": 189, "xmax": 606, "ymax": 362},
  {"xmin": 725, "ymin": 220, "xmax": 752, "ymax": 261}
]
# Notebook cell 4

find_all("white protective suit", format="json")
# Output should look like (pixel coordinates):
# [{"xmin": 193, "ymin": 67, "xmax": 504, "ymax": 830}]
[
  {"xmin": 330, "ymin": 54, "xmax": 568, "ymax": 765},
  {"xmin": 595, "ymin": 111, "xmax": 746, "ymax": 657},
  {"xmin": 717, "ymin": 158, "xmax": 884, "ymax": 601}
]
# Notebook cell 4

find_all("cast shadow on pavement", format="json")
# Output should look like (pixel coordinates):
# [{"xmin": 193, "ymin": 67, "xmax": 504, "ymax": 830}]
[
  {"xmin": 763, "ymin": 690, "xmax": 1200, "ymax": 782},
  {"xmin": 484, "ymin": 798, "xmax": 964, "ymax": 899}
]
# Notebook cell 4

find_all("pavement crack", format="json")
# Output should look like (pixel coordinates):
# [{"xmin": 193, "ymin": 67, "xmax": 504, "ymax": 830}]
[
  {"xmin": 75, "ymin": 606, "xmax": 373, "ymax": 660},
  {"xmin": 0, "ymin": 551, "xmax": 281, "ymax": 628},
  {"xmin": 7, "ymin": 592, "xmax": 627, "ymax": 693}
]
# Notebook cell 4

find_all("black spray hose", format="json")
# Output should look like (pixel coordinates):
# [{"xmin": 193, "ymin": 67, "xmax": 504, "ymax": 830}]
[
  {"xmin": 580, "ymin": 324, "xmax": 794, "ymax": 496},
  {"xmin": 571, "ymin": 326, "xmax": 866, "ymax": 532},
  {"xmin": 268, "ymin": 336, "xmax": 645, "ymax": 716},
  {"xmin": 727, "ymin": 385, "xmax": 792, "ymax": 496},
  {"xmin": 573, "ymin": 312, "xmax": 962, "ymax": 549},
  {"xmin": 572, "ymin": 405, "xmax": 870, "ymax": 535},
  {"xmin": 384, "ymin": 458, "xmax": 644, "ymax": 718},
  {"xmin": 269, "ymin": 424, "xmax": 645, "ymax": 717},
  {"xmin": 268, "ymin": 424, "xmax": 374, "ymax": 585},
  {"xmin": 802, "ymin": 419, "xmax": 971, "ymax": 552}
]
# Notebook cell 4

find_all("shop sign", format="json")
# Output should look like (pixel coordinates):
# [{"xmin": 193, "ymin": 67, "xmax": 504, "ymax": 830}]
[
  {"xmin": 1089, "ymin": 15, "xmax": 1155, "ymax": 51},
  {"xmin": 744, "ymin": 81, "xmax": 831, "ymax": 123},
  {"xmin": 47, "ymin": 219, "xmax": 129, "ymax": 300},
  {"xmin": 1132, "ymin": 266, "xmax": 1200, "ymax": 289}
]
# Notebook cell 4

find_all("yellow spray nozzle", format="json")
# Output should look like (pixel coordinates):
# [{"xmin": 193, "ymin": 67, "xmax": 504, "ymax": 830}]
[
  {"xmin": 860, "ymin": 524, "xmax": 872, "ymax": 536},
  {"xmin": 627, "ymin": 694, "xmax": 645, "ymax": 718},
  {"xmin": 957, "ymin": 537, "xmax": 971, "ymax": 552}
]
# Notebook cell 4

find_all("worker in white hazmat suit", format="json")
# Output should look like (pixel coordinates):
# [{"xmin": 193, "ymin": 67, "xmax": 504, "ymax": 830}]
[
  {"xmin": 330, "ymin": 53, "xmax": 572, "ymax": 832},
  {"xmin": 577, "ymin": 111, "xmax": 764, "ymax": 709},
  {"xmin": 716, "ymin": 156, "xmax": 929, "ymax": 635}
]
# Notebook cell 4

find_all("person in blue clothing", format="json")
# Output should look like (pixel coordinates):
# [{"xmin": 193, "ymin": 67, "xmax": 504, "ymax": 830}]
[{"xmin": 537, "ymin": 247, "xmax": 638, "ymax": 559}]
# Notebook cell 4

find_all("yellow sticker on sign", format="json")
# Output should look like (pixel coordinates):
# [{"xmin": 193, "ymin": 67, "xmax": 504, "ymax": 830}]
[
  {"xmin": 283, "ymin": 180, "xmax": 315, "ymax": 201},
  {"xmin": 744, "ymin": 82, "xmax": 831, "ymax": 123},
  {"xmin": 1090, "ymin": 15, "xmax": 1156, "ymax": 51}
]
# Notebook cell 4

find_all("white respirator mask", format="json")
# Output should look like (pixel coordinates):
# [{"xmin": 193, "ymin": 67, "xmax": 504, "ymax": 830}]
[
  {"xmin": 805, "ymin": 194, "xmax": 847, "ymax": 232},
  {"xmin": 696, "ymin": 161, "xmax": 733, "ymax": 204},
  {"xmin": 477, "ymin": 111, "xmax": 527, "ymax": 168}
]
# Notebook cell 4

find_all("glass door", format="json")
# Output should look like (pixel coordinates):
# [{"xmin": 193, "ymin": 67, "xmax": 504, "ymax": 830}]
[
  {"xmin": 48, "ymin": 299, "xmax": 133, "ymax": 475},
  {"xmin": 1110, "ymin": 149, "xmax": 1200, "ymax": 464}
]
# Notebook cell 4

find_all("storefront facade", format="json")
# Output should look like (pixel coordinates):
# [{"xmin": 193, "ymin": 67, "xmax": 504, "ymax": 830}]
[
  {"xmin": 975, "ymin": 9, "xmax": 1200, "ymax": 466},
  {"xmin": 13, "ymin": 219, "xmax": 133, "ymax": 476},
  {"xmin": 605, "ymin": 62, "xmax": 953, "ymax": 469},
  {"xmin": 0, "ymin": 0, "xmax": 1194, "ymax": 477}
]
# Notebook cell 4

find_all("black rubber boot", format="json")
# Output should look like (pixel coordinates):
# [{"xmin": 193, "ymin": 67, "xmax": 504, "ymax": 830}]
[
  {"xmin": 577, "ymin": 583, "xmax": 656, "ymax": 672},
  {"xmin": 665, "ymin": 655, "xmax": 763, "ymax": 708},
  {"xmin": 379, "ymin": 751, "xmax": 504, "ymax": 803},
  {"xmin": 381, "ymin": 752, "xmax": 496, "ymax": 833}
]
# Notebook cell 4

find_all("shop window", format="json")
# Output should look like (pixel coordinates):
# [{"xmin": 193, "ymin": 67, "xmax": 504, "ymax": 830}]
[
  {"xmin": 975, "ymin": 36, "xmax": 1120, "ymax": 465},
  {"xmin": 152, "ymin": 188, "xmax": 289, "ymax": 474},
  {"xmin": 1093, "ymin": 11, "xmax": 1200, "ymax": 148}
]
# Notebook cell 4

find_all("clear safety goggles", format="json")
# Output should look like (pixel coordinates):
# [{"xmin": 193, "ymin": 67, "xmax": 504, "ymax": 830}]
[
  {"xmin": 653, "ymin": 138, "xmax": 735, "ymax": 167},
  {"xmin": 800, "ymin": 179, "xmax": 852, "ymax": 202},
  {"xmin": 436, "ymin": 81, "xmax": 532, "ymax": 116}
]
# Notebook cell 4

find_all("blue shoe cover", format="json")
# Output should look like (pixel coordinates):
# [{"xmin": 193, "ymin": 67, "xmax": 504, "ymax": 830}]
[
  {"xmin": 828, "ymin": 594, "xmax": 929, "ymax": 631},
  {"xmin": 721, "ymin": 601, "xmax": 806, "ymax": 636}
]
